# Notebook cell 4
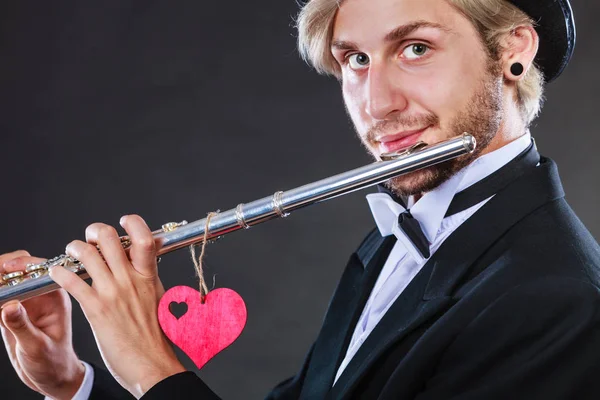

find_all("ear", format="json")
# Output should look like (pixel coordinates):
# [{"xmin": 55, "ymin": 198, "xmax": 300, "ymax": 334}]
[{"xmin": 500, "ymin": 25, "xmax": 539, "ymax": 82}]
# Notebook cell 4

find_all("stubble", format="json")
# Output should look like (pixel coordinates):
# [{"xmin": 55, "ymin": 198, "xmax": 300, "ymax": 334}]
[{"xmin": 382, "ymin": 63, "xmax": 504, "ymax": 197}]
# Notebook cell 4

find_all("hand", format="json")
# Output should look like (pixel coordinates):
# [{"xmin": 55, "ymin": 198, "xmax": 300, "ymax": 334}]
[
  {"xmin": 0, "ymin": 251, "xmax": 85, "ymax": 400},
  {"xmin": 49, "ymin": 215, "xmax": 186, "ymax": 398}
]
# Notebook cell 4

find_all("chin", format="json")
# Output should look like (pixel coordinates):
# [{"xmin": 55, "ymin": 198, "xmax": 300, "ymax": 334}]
[
  {"xmin": 386, "ymin": 161, "xmax": 457, "ymax": 197},
  {"xmin": 387, "ymin": 168, "xmax": 436, "ymax": 197}
]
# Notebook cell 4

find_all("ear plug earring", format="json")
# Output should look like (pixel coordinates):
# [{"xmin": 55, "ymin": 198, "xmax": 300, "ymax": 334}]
[{"xmin": 510, "ymin": 62, "xmax": 524, "ymax": 77}]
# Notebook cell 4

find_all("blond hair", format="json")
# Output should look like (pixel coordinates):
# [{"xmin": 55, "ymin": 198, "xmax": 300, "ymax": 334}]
[{"xmin": 296, "ymin": 0, "xmax": 545, "ymax": 126}]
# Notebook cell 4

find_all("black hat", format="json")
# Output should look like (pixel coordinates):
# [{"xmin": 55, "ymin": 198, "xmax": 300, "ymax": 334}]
[{"xmin": 509, "ymin": 0, "xmax": 576, "ymax": 82}]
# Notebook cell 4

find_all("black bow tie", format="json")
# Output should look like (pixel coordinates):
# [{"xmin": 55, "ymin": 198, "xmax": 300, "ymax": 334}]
[{"xmin": 378, "ymin": 140, "xmax": 540, "ymax": 259}]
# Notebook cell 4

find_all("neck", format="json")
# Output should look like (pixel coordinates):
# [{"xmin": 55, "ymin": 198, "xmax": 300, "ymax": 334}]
[
  {"xmin": 481, "ymin": 90, "xmax": 529, "ymax": 157},
  {"xmin": 412, "ymin": 105, "xmax": 528, "ymax": 203}
]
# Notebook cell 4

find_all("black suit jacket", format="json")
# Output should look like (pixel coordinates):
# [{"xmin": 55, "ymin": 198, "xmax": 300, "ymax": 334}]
[{"xmin": 91, "ymin": 155, "xmax": 600, "ymax": 399}]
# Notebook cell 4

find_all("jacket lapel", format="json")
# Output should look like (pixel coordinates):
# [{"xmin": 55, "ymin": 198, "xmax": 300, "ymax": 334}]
[
  {"xmin": 423, "ymin": 156, "xmax": 564, "ymax": 299},
  {"xmin": 299, "ymin": 233, "xmax": 396, "ymax": 400},
  {"xmin": 331, "ymin": 156, "xmax": 565, "ymax": 399},
  {"xmin": 330, "ymin": 260, "xmax": 453, "ymax": 399}
]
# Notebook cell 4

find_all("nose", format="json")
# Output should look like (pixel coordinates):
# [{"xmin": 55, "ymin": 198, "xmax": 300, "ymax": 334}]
[{"xmin": 365, "ymin": 63, "xmax": 408, "ymax": 120}]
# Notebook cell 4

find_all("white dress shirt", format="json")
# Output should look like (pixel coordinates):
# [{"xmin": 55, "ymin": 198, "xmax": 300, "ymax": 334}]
[
  {"xmin": 62, "ymin": 134, "xmax": 532, "ymax": 399},
  {"xmin": 44, "ymin": 361, "xmax": 94, "ymax": 400},
  {"xmin": 334, "ymin": 133, "xmax": 532, "ymax": 383}
]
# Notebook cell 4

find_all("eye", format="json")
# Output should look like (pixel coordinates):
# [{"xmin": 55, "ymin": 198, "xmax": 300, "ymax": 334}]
[
  {"xmin": 347, "ymin": 53, "xmax": 370, "ymax": 70},
  {"xmin": 402, "ymin": 43, "xmax": 429, "ymax": 60}
]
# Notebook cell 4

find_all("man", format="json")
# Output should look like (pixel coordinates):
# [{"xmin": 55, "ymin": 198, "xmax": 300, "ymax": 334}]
[{"xmin": 2, "ymin": 0, "xmax": 599, "ymax": 398}]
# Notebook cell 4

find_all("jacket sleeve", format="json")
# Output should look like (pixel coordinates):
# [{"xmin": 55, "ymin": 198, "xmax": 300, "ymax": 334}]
[
  {"xmin": 141, "ymin": 372, "xmax": 220, "ymax": 399},
  {"xmin": 414, "ymin": 277, "xmax": 600, "ymax": 400},
  {"xmin": 87, "ymin": 367, "xmax": 220, "ymax": 400},
  {"xmin": 141, "ymin": 344, "xmax": 316, "ymax": 400},
  {"xmin": 90, "ymin": 344, "xmax": 316, "ymax": 400},
  {"xmin": 89, "ymin": 365, "xmax": 135, "ymax": 400}
]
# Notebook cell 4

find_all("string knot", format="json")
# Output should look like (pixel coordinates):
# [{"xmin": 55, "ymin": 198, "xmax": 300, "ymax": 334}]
[{"xmin": 190, "ymin": 211, "xmax": 218, "ymax": 303}]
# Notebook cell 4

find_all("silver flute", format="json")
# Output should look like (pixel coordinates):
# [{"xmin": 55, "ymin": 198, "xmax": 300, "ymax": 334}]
[{"xmin": 0, "ymin": 134, "xmax": 475, "ymax": 306}]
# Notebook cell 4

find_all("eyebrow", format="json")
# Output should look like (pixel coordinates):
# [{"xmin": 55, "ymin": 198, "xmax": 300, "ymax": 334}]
[{"xmin": 331, "ymin": 21, "xmax": 451, "ymax": 51}]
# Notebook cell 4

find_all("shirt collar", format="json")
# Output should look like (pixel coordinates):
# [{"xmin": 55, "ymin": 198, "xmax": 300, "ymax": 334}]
[{"xmin": 367, "ymin": 132, "xmax": 533, "ymax": 243}]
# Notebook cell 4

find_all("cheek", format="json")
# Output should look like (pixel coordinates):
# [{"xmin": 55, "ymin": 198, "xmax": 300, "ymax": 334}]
[
  {"xmin": 411, "ymin": 69, "xmax": 456, "ymax": 108},
  {"xmin": 406, "ymin": 59, "xmax": 480, "ymax": 123}
]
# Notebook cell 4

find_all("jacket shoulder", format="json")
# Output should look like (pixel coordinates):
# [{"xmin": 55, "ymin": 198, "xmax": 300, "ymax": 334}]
[{"xmin": 493, "ymin": 197, "xmax": 600, "ymax": 284}]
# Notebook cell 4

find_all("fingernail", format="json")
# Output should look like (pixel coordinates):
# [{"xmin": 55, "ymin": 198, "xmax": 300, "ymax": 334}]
[
  {"xmin": 65, "ymin": 242, "xmax": 77, "ymax": 258},
  {"xmin": 120, "ymin": 215, "xmax": 128, "ymax": 227}
]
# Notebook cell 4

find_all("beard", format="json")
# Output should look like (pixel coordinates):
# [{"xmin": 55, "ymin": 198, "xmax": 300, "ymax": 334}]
[{"xmin": 359, "ymin": 62, "xmax": 504, "ymax": 198}]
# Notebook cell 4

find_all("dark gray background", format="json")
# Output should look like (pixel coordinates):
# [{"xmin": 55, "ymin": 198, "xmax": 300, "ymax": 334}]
[{"xmin": 0, "ymin": 1, "xmax": 598, "ymax": 398}]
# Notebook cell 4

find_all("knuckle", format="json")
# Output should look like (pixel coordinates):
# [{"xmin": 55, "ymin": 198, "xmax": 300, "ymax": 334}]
[
  {"xmin": 91, "ymin": 299, "xmax": 111, "ymax": 318},
  {"xmin": 59, "ymin": 266, "xmax": 86, "ymax": 290},
  {"xmin": 1, "ymin": 256, "xmax": 45, "ymax": 274},
  {"xmin": 9, "ymin": 316, "xmax": 28, "ymax": 336},
  {"xmin": 94, "ymin": 279, "xmax": 117, "ymax": 299},
  {"xmin": 103, "ymin": 283, "xmax": 119, "ymax": 299},
  {"xmin": 19, "ymin": 255, "xmax": 46, "ymax": 264},
  {"xmin": 9, "ymin": 256, "xmax": 45, "ymax": 269},
  {"xmin": 13, "ymin": 250, "xmax": 31, "ymax": 258},
  {"xmin": 0, "ymin": 250, "xmax": 30, "ymax": 267},
  {"xmin": 138, "ymin": 272, "xmax": 159, "ymax": 287},
  {"xmin": 1, "ymin": 258, "xmax": 24, "ymax": 273},
  {"xmin": 10, "ymin": 316, "xmax": 28, "ymax": 332},
  {"xmin": 98, "ymin": 225, "xmax": 118, "ymax": 240},
  {"xmin": 57, "ymin": 270, "xmax": 76, "ymax": 290},
  {"xmin": 134, "ymin": 237, "xmax": 156, "ymax": 252},
  {"xmin": 80, "ymin": 243, "xmax": 99, "ymax": 260},
  {"xmin": 119, "ymin": 276, "xmax": 139, "ymax": 293}
]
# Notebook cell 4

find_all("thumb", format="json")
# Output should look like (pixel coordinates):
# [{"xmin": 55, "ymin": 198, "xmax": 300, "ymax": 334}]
[{"xmin": 1, "ymin": 302, "xmax": 44, "ymax": 349}]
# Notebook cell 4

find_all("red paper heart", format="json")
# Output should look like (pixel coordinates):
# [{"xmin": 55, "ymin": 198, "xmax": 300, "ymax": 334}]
[{"xmin": 158, "ymin": 286, "xmax": 247, "ymax": 369}]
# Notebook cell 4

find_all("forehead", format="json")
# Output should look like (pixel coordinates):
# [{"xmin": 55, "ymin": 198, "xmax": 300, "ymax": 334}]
[{"xmin": 333, "ymin": 0, "xmax": 464, "ymax": 43}]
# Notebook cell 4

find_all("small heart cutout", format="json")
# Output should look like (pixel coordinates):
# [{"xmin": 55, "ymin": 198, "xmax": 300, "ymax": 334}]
[
  {"xmin": 169, "ymin": 302, "xmax": 188, "ymax": 320},
  {"xmin": 158, "ymin": 286, "xmax": 247, "ymax": 369}
]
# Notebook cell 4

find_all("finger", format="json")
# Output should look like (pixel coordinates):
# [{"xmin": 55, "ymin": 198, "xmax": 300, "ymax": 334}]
[
  {"xmin": 65, "ymin": 240, "xmax": 114, "ymax": 290},
  {"xmin": 0, "ymin": 305, "xmax": 20, "ymax": 382},
  {"xmin": 2, "ymin": 256, "xmax": 46, "ymax": 274},
  {"xmin": 48, "ymin": 266, "xmax": 97, "ymax": 312},
  {"xmin": 0, "ymin": 302, "xmax": 48, "ymax": 357},
  {"xmin": 120, "ymin": 215, "xmax": 158, "ymax": 278},
  {"xmin": 20, "ymin": 289, "xmax": 71, "ymax": 336},
  {"xmin": 1, "ymin": 303, "xmax": 62, "ymax": 390},
  {"xmin": 0, "ymin": 321, "xmax": 18, "ymax": 366},
  {"xmin": 0, "ymin": 321, "xmax": 36, "ymax": 391},
  {"xmin": 0, "ymin": 250, "xmax": 32, "ymax": 273},
  {"xmin": 85, "ymin": 223, "xmax": 131, "ymax": 280}
]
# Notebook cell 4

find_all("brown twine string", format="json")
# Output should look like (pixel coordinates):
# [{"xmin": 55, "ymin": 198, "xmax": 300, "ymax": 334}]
[{"xmin": 189, "ymin": 211, "xmax": 218, "ymax": 302}]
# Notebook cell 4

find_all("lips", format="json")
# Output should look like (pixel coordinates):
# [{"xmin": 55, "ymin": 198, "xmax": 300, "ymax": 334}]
[{"xmin": 377, "ymin": 127, "xmax": 429, "ymax": 154}]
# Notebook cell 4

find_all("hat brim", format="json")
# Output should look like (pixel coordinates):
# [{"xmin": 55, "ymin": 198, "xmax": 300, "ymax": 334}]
[{"xmin": 510, "ymin": 0, "xmax": 576, "ymax": 82}]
